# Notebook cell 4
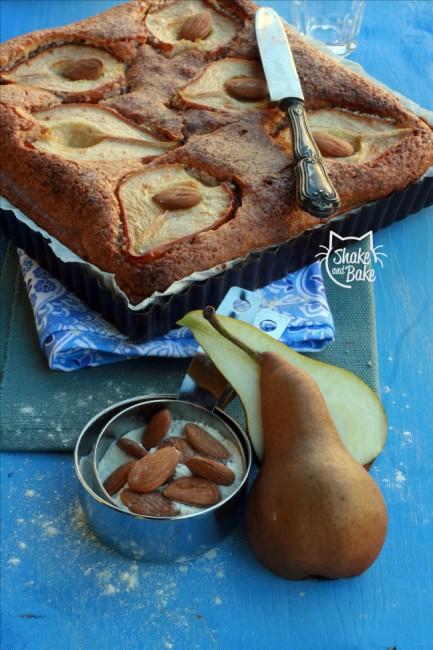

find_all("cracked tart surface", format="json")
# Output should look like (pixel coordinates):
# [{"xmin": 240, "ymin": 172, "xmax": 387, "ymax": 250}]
[{"xmin": 0, "ymin": 0, "xmax": 432, "ymax": 302}]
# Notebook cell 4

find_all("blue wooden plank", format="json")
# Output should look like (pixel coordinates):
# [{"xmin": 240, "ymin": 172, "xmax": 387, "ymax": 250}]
[
  {"xmin": 2, "ymin": 451, "xmax": 422, "ymax": 650},
  {"xmin": 1, "ymin": 2, "xmax": 433, "ymax": 649}
]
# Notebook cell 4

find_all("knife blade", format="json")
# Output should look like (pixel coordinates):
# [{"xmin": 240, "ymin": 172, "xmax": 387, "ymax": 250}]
[{"xmin": 256, "ymin": 7, "xmax": 340, "ymax": 219}]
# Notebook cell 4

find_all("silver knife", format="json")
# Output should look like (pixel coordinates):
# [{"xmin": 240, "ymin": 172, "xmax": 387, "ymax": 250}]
[{"xmin": 255, "ymin": 6, "xmax": 340, "ymax": 219}]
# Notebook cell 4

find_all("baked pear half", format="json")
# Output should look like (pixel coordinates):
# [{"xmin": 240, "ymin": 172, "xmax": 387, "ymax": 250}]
[
  {"xmin": 145, "ymin": 0, "xmax": 238, "ymax": 56},
  {"xmin": 30, "ymin": 105, "xmax": 176, "ymax": 162},
  {"xmin": 275, "ymin": 108, "xmax": 414, "ymax": 163},
  {"xmin": 118, "ymin": 164, "xmax": 234, "ymax": 262},
  {"xmin": 178, "ymin": 58, "xmax": 269, "ymax": 112},
  {"xmin": 3, "ymin": 44, "xmax": 126, "ymax": 101}
]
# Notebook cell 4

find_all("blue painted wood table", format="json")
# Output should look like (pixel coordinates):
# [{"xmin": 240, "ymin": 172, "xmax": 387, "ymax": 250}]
[{"xmin": 1, "ymin": 2, "xmax": 432, "ymax": 649}]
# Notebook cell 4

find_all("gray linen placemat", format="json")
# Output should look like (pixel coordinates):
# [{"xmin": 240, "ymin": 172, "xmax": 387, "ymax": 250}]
[{"xmin": 0, "ymin": 237, "xmax": 379, "ymax": 451}]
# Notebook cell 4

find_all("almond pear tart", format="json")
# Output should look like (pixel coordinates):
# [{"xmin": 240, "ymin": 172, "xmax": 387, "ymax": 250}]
[{"xmin": 0, "ymin": 0, "xmax": 432, "ymax": 302}]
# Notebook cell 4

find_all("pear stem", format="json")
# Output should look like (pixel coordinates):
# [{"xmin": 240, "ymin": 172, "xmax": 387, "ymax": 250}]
[{"xmin": 202, "ymin": 306, "xmax": 262, "ymax": 363}]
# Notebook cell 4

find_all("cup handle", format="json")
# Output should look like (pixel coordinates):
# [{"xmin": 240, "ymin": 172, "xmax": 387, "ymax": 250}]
[{"xmin": 178, "ymin": 287, "xmax": 261, "ymax": 411}]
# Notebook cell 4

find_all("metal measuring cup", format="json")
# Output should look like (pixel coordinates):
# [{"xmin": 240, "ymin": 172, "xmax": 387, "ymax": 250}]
[{"xmin": 75, "ymin": 288, "xmax": 266, "ymax": 560}]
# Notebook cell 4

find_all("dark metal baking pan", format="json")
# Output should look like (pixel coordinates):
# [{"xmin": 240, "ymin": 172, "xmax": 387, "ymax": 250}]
[{"xmin": 1, "ymin": 174, "xmax": 432, "ymax": 339}]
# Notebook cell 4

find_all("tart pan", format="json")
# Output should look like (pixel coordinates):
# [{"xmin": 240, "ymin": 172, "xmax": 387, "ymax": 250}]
[{"xmin": 1, "ymin": 174, "xmax": 432, "ymax": 339}]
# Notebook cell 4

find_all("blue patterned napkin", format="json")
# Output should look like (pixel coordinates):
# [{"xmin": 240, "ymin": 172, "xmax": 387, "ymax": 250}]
[{"xmin": 18, "ymin": 250, "xmax": 334, "ymax": 371}]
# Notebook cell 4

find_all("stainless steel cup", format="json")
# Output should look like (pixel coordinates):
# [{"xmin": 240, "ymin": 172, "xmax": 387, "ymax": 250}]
[
  {"xmin": 74, "ymin": 287, "xmax": 260, "ymax": 562},
  {"xmin": 75, "ymin": 395, "xmax": 252, "ymax": 562},
  {"xmin": 75, "ymin": 395, "xmax": 150, "ymax": 502}
]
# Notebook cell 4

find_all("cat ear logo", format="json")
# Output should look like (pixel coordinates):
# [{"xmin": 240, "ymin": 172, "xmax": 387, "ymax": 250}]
[{"xmin": 316, "ymin": 231, "xmax": 387, "ymax": 289}]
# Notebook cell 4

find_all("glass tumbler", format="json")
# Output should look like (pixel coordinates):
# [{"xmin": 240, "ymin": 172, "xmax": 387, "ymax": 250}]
[{"xmin": 292, "ymin": 0, "xmax": 365, "ymax": 57}]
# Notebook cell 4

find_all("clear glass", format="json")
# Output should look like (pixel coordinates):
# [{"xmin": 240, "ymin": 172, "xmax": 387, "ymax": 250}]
[{"xmin": 291, "ymin": 0, "xmax": 365, "ymax": 57}]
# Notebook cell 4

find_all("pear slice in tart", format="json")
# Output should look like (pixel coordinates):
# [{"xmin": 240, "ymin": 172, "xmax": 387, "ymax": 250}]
[
  {"xmin": 178, "ymin": 58, "xmax": 269, "ymax": 112},
  {"xmin": 145, "ymin": 0, "xmax": 238, "ymax": 57},
  {"xmin": 118, "ymin": 164, "xmax": 234, "ymax": 262},
  {"xmin": 275, "ymin": 108, "xmax": 413, "ymax": 163},
  {"xmin": 2, "ymin": 44, "xmax": 126, "ymax": 101},
  {"xmin": 308, "ymin": 109, "xmax": 413, "ymax": 163},
  {"xmin": 30, "ymin": 104, "xmax": 177, "ymax": 162}
]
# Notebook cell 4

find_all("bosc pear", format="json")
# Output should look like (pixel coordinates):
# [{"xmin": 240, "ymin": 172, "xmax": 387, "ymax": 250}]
[
  {"xmin": 247, "ymin": 350, "xmax": 387, "ymax": 579},
  {"xmin": 181, "ymin": 308, "xmax": 388, "ymax": 579}
]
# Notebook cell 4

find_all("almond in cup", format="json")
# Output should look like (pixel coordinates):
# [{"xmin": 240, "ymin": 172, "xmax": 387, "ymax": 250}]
[{"xmin": 98, "ymin": 409, "xmax": 244, "ymax": 518}]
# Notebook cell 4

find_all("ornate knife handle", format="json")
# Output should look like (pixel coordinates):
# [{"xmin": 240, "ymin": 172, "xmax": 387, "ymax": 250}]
[{"xmin": 281, "ymin": 98, "xmax": 340, "ymax": 219}]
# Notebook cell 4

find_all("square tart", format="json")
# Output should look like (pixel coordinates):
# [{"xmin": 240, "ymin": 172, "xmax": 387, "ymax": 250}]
[{"xmin": 1, "ymin": 0, "xmax": 432, "ymax": 302}]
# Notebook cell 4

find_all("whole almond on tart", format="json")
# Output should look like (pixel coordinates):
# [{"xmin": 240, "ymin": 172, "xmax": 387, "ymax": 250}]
[
  {"xmin": 103, "ymin": 460, "xmax": 136, "ymax": 496},
  {"xmin": 128, "ymin": 447, "xmax": 180, "ymax": 493},
  {"xmin": 152, "ymin": 185, "xmax": 202, "ymax": 210},
  {"xmin": 120, "ymin": 489, "xmax": 177, "ymax": 516},
  {"xmin": 142, "ymin": 409, "xmax": 172, "ymax": 448},
  {"xmin": 180, "ymin": 12, "xmax": 213, "ymax": 41},
  {"xmin": 312, "ymin": 131, "xmax": 354, "ymax": 158},
  {"xmin": 56, "ymin": 57, "xmax": 104, "ymax": 81},
  {"xmin": 187, "ymin": 457, "xmax": 235, "ymax": 486},
  {"xmin": 225, "ymin": 77, "xmax": 268, "ymax": 101},
  {"xmin": 164, "ymin": 477, "xmax": 220, "ymax": 507},
  {"xmin": 184, "ymin": 423, "xmax": 230, "ymax": 460}
]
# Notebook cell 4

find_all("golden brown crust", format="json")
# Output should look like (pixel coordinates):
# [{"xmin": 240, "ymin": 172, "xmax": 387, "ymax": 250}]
[
  {"xmin": 286, "ymin": 26, "xmax": 420, "ymax": 126},
  {"xmin": 104, "ymin": 44, "xmax": 205, "ymax": 139},
  {"xmin": 0, "ymin": 3, "xmax": 149, "ymax": 69},
  {"xmin": 224, "ymin": 0, "xmax": 425, "ymax": 126},
  {"xmin": 0, "ymin": 82, "xmax": 59, "ymax": 111},
  {"xmin": 1, "ymin": 0, "xmax": 433, "ymax": 303},
  {"xmin": 325, "ymin": 128, "xmax": 433, "ymax": 209},
  {"xmin": 0, "ymin": 105, "xmax": 121, "ymax": 263}
]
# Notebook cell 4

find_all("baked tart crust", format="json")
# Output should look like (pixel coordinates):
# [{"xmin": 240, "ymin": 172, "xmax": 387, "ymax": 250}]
[{"xmin": 1, "ymin": 0, "xmax": 432, "ymax": 301}]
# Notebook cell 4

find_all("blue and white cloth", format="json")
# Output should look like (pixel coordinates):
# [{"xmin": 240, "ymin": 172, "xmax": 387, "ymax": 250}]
[{"xmin": 18, "ymin": 250, "xmax": 334, "ymax": 372}]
